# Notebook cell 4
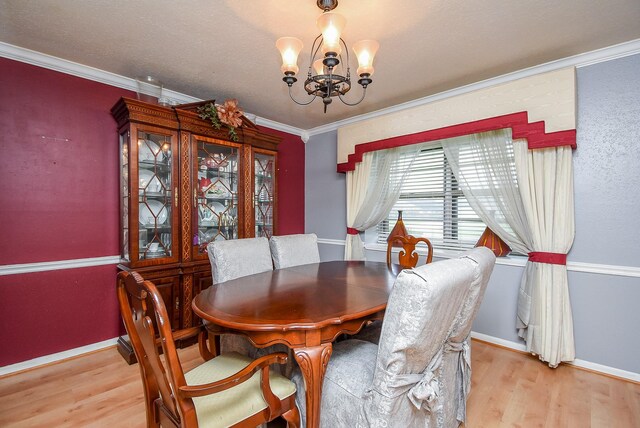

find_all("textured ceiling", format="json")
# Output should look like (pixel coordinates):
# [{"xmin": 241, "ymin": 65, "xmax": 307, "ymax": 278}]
[{"xmin": 1, "ymin": 0, "xmax": 639, "ymax": 130}]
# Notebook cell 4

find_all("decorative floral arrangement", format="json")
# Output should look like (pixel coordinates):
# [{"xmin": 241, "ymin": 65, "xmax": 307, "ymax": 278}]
[{"xmin": 197, "ymin": 99, "xmax": 244, "ymax": 141}]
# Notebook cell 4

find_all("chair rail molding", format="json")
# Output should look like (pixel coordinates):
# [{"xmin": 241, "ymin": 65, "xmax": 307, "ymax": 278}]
[
  {"xmin": 0, "ymin": 256, "xmax": 121, "ymax": 276},
  {"xmin": 363, "ymin": 242, "xmax": 640, "ymax": 278}
]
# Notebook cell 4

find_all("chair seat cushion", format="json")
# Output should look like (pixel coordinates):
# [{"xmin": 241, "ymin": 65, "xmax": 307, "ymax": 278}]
[
  {"xmin": 352, "ymin": 320, "xmax": 383, "ymax": 345},
  {"xmin": 291, "ymin": 339, "xmax": 378, "ymax": 427},
  {"xmin": 184, "ymin": 352, "xmax": 296, "ymax": 427}
]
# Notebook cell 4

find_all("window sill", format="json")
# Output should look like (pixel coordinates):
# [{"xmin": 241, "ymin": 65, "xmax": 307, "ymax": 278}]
[{"xmin": 363, "ymin": 242, "xmax": 528, "ymax": 268}]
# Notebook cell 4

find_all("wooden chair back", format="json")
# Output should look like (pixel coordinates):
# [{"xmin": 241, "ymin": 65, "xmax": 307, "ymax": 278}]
[
  {"xmin": 386, "ymin": 235, "xmax": 434, "ymax": 269},
  {"xmin": 117, "ymin": 271, "xmax": 300, "ymax": 428},
  {"xmin": 118, "ymin": 271, "xmax": 196, "ymax": 426}
]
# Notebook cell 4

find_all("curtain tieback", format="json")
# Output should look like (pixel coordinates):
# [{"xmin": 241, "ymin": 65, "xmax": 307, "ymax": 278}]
[
  {"xmin": 528, "ymin": 252, "xmax": 567, "ymax": 265},
  {"xmin": 347, "ymin": 227, "xmax": 360, "ymax": 235},
  {"xmin": 445, "ymin": 338, "xmax": 471, "ymax": 423}
]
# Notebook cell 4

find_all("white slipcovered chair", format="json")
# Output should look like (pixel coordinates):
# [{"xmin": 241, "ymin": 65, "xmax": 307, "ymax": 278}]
[
  {"xmin": 292, "ymin": 247, "xmax": 496, "ymax": 427},
  {"xmin": 206, "ymin": 237, "xmax": 292, "ymax": 367},
  {"xmin": 269, "ymin": 233, "xmax": 320, "ymax": 269},
  {"xmin": 207, "ymin": 237, "xmax": 273, "ymax": 284}
]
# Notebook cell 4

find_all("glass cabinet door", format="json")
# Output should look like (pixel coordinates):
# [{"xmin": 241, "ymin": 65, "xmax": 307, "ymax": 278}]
[
  {"xmin": 194, "ymin": 139, "xmax": 239, "ymax": 255},
  {"xmin": 136, "ymin": 130, "xmax": 174, "ymax": 261},
  {"xmin": 254, "ymin": 151, "xmax": 275, "ymax": 238}
]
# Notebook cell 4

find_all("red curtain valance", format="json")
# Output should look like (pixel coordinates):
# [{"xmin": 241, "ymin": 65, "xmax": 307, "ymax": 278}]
[{"xmin": 337, "ymin": 111, "xmax": 576, "ymax": 173}]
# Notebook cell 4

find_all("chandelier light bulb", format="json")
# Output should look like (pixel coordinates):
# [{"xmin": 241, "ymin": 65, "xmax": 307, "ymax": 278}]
[
  {"xmin": 317, "ymin": 12, "xmax": 346, "ymax": 56},
  {"xmin": 353, "ymin": 40, "xmax": 379, "ymax": 76},
  {"xmin": 276, "ymin": 37, "xmax": 304, "ymax": 74},
  {"xmin": 313, "ymin": 58, "xmax": 326, "ymax": 76}
]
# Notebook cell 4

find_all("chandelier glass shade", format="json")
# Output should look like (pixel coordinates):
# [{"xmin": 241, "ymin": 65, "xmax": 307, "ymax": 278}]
[{"xmin": 276, "ymin": 0, "xmax": 379, "ymax": 112}]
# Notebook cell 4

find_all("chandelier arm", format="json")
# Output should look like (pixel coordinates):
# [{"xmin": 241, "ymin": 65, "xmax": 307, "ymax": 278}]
[
  {"xmin": 288, "ymin": 85, "xmax": 318, "ymax": 106},
  {"xmin": 310, "ymin": 35, "xmax": 324, "ymax": 65},
  {"xmin": 340, "ymin": 38, "xmax": 350, "ymax": 71},
  {"xmin": 337, "ymin": 86, "xmax": 367, "ymax": 106}
]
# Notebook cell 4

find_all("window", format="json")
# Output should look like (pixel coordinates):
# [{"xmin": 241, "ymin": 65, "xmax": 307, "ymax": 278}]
[{"xmin": 376, "ymin": 143, "xmax": 486, "ymax": 251}]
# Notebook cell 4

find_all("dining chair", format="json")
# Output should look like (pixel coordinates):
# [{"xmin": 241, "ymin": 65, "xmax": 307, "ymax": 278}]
[
  {"xmin": 354, "ymin": 235, "xmax": 435, "ymax": 345},
  {"xmin": 387, "ymin": 234, "xmax": 434, "ymax": 269},
  {"xmin": 207, "ymin": 237, "xmax": 273, "ymax": 284},
  {"xmin": 269, "ymin": 233, "xmax": 320, "ymax": 269},
  {"xmin": 291, "ymin": 247, "xmax": 495, "ymax": 427},
  {"xmin": 117, "ymin": 270, "xmax": 300, "ymax": 428},
  {"xmin": 207, "ymin": 237, "xmax": 293, "ymax": 374}
]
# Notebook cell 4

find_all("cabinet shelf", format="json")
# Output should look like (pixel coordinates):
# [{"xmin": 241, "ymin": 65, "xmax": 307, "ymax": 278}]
[
  {"xmin": 139, "ymin": 192, "xmax": 171, "ymax": 198},
  {"xmin": 139, "ymin": 160, "xmax": 171, "ymax": 171},
  {"xmin": 201, "ymin": 195, "xmax": 235, "ymax": 201}
]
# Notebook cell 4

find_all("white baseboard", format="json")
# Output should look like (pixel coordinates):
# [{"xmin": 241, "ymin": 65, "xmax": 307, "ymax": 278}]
[
  {"xmin": 0, "ymin": 337, "xmax": 119, "ymax": 377},
  {"xmin": 3, "ymin": 331, "xmax": 637, "ymax": 383},
  {"xmin": 470, "ymin": 331, "xmax": 640, "ymax": 383}
]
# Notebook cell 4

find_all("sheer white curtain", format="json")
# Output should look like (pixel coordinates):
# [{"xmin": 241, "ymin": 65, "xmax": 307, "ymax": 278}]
[
  {"xmin": 345, "ymin": 145, "xmax": 421, "ymax": 260},
  {"xmin": 442, "ymin": 130, "xmax": 534, "ymax": 253},
  {"xmin": 442, "ymin": 129, "xmax": 575, "ymax": 367},
  {"xmin": 514, "ymin": 142, "xmax": 575, "ymax": 366}
]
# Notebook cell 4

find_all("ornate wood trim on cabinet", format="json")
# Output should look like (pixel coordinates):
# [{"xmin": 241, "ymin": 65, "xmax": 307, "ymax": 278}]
[{"xmin": 112, "ymin": 97, "xmax": 281, "ymax": 363}]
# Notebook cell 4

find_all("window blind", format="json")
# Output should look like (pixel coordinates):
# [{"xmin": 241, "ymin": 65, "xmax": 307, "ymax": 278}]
[{"xmin": 377, "ymin": 144, "xmax": 486, "ymax": 251}]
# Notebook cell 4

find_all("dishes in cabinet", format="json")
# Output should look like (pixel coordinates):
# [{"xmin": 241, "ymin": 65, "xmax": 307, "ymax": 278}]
[
  {"xmin": 204, "ymin": 178, "xmax": 231, "ymax": 198},
  {"xmin": 199, "ymin": 202, "xmax": 227, "ymax": 224},
  {"xmin": 139, "ymin": 200, "xmax": 168, "ymax": 226},
  {"xmin": 139, "ymin": 140, "xmax": 164, "ymax": 162},
  {"xmin": 210, "ymin": 201, "xmax": 226, "ymax": 213},
  {"xmin": 139, "ymin": 170, "xmax": 163, "ymax": 193},
  {"xmin": 199, "ymin": 205, "xmax": 215, "ymax": 222}
]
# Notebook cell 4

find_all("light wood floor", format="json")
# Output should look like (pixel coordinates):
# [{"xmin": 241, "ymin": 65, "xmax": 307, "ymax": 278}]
[{"xmin": 1, "ymin": 340, "xmax": 638, "ymax": 427}]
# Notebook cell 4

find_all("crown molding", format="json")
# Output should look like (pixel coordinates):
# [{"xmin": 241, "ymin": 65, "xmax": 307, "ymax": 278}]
[
  {"xmin": 306, "ymin": 38, "xmax": 640, "ymax": 137},
  {"xmin": 253, "ymin": 116, "xmax": 305, "ymax": 138},
  {"xmin": 3, "ymin": 38, "xmax": 639, "ymax": 139},
  {"xmin": 0, "ymin": 42, "xmax": 304, "ymax": 137}
]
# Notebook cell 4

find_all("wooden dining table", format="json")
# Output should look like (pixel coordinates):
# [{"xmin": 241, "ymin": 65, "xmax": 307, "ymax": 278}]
[{"xmin": 192, "ymin": 260, "xmax": 401, "ymax": 428}]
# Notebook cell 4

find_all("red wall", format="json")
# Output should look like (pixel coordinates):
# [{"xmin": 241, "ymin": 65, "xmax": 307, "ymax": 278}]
[
  {"xmin": 0, "ymin": 57, "xmax": 304, "ymax": 366},
  {"xmin": 258, "ymin": 125, "xmax": 305, "ymax": 235}
]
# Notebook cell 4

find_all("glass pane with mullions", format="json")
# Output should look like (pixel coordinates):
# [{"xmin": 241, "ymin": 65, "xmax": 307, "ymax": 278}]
[
  {"xmin": 195, "ymin": 142, "xmax": 238, "ymax": 253},
  {"xmin": 254, "ymin": 153, "xmax": 275, "ymax": 238},
  {"xmin": 137, "ymin": 131, "xmax": 173, "ymax": 260}
]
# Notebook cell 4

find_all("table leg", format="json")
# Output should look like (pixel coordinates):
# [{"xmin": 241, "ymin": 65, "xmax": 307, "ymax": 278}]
[{"xmin": 293, "ymin": 343, "xmax": 333, "ymax": 428}]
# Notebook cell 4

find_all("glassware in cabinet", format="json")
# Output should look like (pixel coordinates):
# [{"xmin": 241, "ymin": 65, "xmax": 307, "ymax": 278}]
[
  {"xmin": 137, "ymin": 130, "xmax": 175, "ymax": 261},
  {"xmin": 193, "ymin": 138, "xmax": 240, "ymax": 255},
  {"xmin": 254, "ymin": 150, "xmax": 276, "ymax": 238}
]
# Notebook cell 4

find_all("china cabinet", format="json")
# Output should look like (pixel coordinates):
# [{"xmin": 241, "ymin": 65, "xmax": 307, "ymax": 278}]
[{"xmin": 112, "ymin": 97, "xmax": 280, "ymax": 363}]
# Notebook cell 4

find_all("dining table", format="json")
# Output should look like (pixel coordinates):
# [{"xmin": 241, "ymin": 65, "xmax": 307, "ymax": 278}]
[{"xmin": 192, "ymin": 260, "xmax": 401, "ymax": 428}]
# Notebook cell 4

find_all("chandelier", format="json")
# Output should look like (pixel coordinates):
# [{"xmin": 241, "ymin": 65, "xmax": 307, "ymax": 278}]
[{"xmin": 276, "ymin": 0, "xmax": 379, "ymax": 113}]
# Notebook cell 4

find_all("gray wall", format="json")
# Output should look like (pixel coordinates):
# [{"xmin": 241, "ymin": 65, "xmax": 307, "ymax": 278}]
[
  {"xmin": 305, "ymin": 53, "xmax": 640, "ymax": 374},
  {"xmin": 305, "ymin": 129, "xmax": 346, "ymax": 261}
]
